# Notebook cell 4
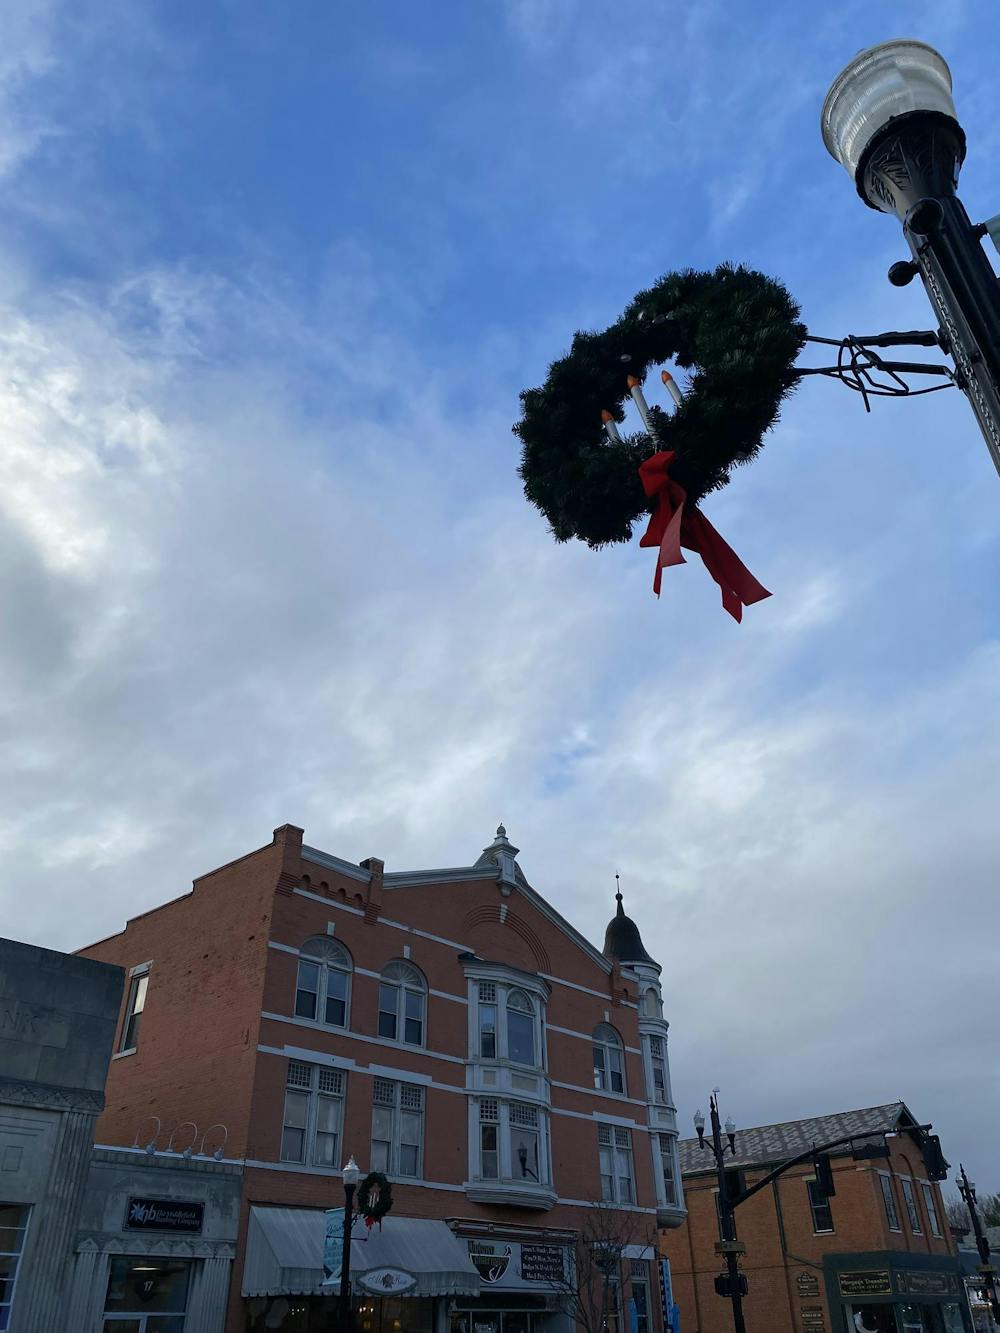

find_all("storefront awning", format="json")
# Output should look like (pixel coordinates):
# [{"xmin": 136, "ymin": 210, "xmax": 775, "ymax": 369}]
[{"xmin": 244, "ymin": 1208, "xmax": 482, "ymax": 1299}]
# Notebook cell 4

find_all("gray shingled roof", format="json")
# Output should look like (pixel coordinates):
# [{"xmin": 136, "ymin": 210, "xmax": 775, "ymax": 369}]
[{"xmin": 678, "ymin": 1102, "xmax": 911, "ymax": 1175}]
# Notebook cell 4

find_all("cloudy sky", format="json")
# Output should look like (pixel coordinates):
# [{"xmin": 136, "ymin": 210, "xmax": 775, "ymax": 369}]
[{"xmin": 2, "ymin": 0, "xmax": 998, "ymax": 1188}]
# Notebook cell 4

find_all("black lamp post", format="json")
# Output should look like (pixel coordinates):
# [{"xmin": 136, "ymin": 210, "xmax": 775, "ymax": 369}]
[
  {"xmin": 822, "ymin": 40, "xmax": 1000, "ymax": 476},
  {"xmin": 957, "ymin": 1164, "xmax": 1000, "ymax": 1325},
  {"xmin": 695, "ymin": 1094, "xmax": 746, "ymax": 1333},
  {"xmin": 338, "ymin": 1155, "xmax": 361, "ymax": 1333}
]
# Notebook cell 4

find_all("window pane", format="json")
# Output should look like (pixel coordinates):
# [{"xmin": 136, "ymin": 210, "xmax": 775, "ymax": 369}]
[
  {"xmin": 372, "ymin": 1107, "xmax": 393, "ymax": 1140},
  {"xmin": 280, "ymin": 1126, "xmax": 304, "ymax": 1161},
  {"xmin": 599, "ymin": 1146, "xmax": 614, "ymax": 1200},
  {"xmin": 123, "ymin": 1010, "xmax": 141, "ymax": 1052},
  {"xmin": 593, "ymin": 1047, "xmax": 607, "ymax": 1089},
  {"xmin": 609, "ymin": 1049, "xmax": 624, "ymax": 1094},
  {"xmin": 880, "ymin": 1175, "xmax": 900, "ymax": 1229},
  {"xmin": 922, "ymin": 1183, "xmax": 942, "ymax": 1237},
  {"xmin": 807, "ymin": 1181, "xmax": 834, "ymax": 1232},
  {"xmin": 507, "ymin": 1010, "xmax": 535, "ymax": 1065},
  {"xmin": 660, "ymin": 1142, "xmax": 677, "ymax": 1204},
  {"xmin": 632, "ymin": 1279, "xmax": 650, "ymax": 1333},
  {"xmin": 901, "ymin": 1179, "xmax": 922, "ymax": 1232},
  {"xmin": 405, "ymin": 990, "xmax": 424, "ymax": 1020},
  {"xmin": 314, "ymin": 1131, "xmax": 339, "ymax": 1167},
  {"xmin": 399, "ymin": 1143, "xmax": 419, "ymax": 1177},
  {"xmin": 132, "ymin": 975, "xmax": 148, "ymax": 1014},
  {"xmin": 480, "ymin": 1004, "xmax": 497, "ymax": 1059},
  {"xmin": 378, "ymin": 984, "xmax": 397, "ymax": 1038},
  {"xmin": 652, "ymin": 1061, "xmax": 666, "ymax": 1102},
  {"xmin": 481, "ymin": 1125, "xmax": 499, "ymax": 1179},
  {"xmin": 404, "ymin": 1015, "xmax": 423, "ymax": 1045},
  {"xmin": 370, "ymin": 1139, "xmax": 390, "ymax": 1172},
  {"xmin": 316, "ymin": 1098, "xmax": 341, "ymax": 1134},
  {"xmin": 512, "ymin": 1128, "xmax": 539, "ymax": 1181},
  {"xmin": 105, "ymin": 1258, "xmax": 190, "ymax": 1314},
  {"xmin": 325, "ymin": 994, "xmax": 346, "ymax": 1026},
  {"xmin": 284, "ymin": 1090, "xmax": 308, "ymax": 1127}
]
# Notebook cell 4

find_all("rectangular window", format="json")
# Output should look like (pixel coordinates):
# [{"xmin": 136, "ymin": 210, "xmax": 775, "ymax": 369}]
[
  {"xmin": 649, "ymin": 1038, "xmax": 668, "ymax": 1104},
  {"xmin": 120, "ymin": 972, "xmax": 148, "ymax": 1053},
  {"xmin": 479, "ymin": 1001, "xmax": 497, "ymax": 1059},
  {"xmin": 295, "ymin": 960, "xmax": 320, "ymax": 1020},
  {"xmin": 507, "ymin": 1008, "xmax": 535, "ymax": 1066},
  {"xmin": 378, "ymin": 983, "xmax": 397, "ymax": 1039},
  {"xmin": 0, "ymin": 1204, "xmax": 28, "ymax": 1330},
  {"xmin": 807, "ymin": 1179, "xmax": 834, "ymax": 1233},
  {"xmin": 480, "ymin": 1099, "xmax": 499, "ymax": 1179},
  {"xmin": 879, "ymin": 1173, "xmax": 901, "ymax": 1231},
  {"xmin": 900, "ymin": 1177, "xmax": 922, "ymax": 1233},
  {"xmin": 606, "ymin": 1275, "xmax": 622, "ymax": 1333},
  {"xmin": 370, "ymin": 1079, "xmax": 424, "ymax": 1178},
  {"xmin": 280, "ymin": 1061, "xmax": 345, "ymax": 1167},
  {"xmin": 658, "ymin": 1136, "xmax": 677, "ymax": 1205},
  {"xmin": 921, "ymin": 1181, "xmax": 942, "ymax": 1237},
  {"xmin": 630, "ymin": 1262, "xmax": 650, "ymax": 1333},
  {"xmin": 510, "ymin": 1102, "xmax": 539, "ymax": 1182},
  {"xmin": 404, "ymin": 990, "xmax": 424, "ymax": 1046},
  {"xmin": 598, "ymin": 1125, "xmax": 634, "ymax": 1203},
  {"xmin": 325, "ymin": 969, "xmax": 348, "ymax": 1026}
]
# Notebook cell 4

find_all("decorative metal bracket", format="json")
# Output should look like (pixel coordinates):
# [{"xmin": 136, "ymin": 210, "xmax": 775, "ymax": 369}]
[{"xmin": 793, "ymin": 328, "xmax": 956, "ymax": 413}]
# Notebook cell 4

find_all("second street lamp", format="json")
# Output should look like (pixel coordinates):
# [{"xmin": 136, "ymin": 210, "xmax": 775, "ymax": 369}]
[
  {"xmin": 338, "ymin": 1155, "xmax": 362, "ymax": 1333},
  {"xmin": 696, "ymin": 1094, "xmax": 747, "ymax": 1333},
  {"xmin": 822, "ymin": 39, "xmax": 1000, "ymax": 476},
  {"xmin": 957, "ymin": 1164, "xmax": 1000, "ymax": 1325}
]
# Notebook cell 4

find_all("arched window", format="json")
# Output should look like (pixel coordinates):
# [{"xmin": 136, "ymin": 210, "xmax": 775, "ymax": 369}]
[
  {"xmin": 505, "ymin": 989, "xmax": 536, "ymax": 1066},
  {"xmin": 378, "ymin": 961, "xmax": 426, "ymax": 1046},
  {"xmin": 295, "ymin": 937, "xmax": 352, "ymax": 1027},
  {"xmin": 643, "ymin": 987, "xmax": 662, "ymax": 1018},
  {"xmin": 593, "ymin": 1024, "xmax": 626, "ymax": 1094}
]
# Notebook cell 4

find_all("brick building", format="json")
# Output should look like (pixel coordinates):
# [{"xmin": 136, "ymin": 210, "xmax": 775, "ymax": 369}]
[
  {"xmin": 78, "ymin": 823, "xmax": 686, "ymax": 1333},
  {"xmin": 661, "ymin": 1103, "xmax": 968, "ymax": 1333}
]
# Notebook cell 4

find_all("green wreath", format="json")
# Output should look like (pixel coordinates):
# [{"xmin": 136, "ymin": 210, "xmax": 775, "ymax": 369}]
[
  {"xmin": 357, "ymin": 1170, "xmax": 393, "ymax": 1226},
  {"xmin": 514, "ymin": 264, "xmax": 806, "ymax": 548}
]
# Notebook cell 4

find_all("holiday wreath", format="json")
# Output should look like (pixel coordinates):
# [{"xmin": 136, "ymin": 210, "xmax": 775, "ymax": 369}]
[
  {"xmin": 514, "ymin": 264, "xmax": 805, "ymax": 618},
  {"xmin": 357, "ymin": 1170, "xmax": 393, "ymax": 1229}
]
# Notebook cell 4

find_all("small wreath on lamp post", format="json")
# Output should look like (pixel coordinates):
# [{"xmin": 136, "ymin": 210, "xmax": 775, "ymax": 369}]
[{"xmin": 357, "ymin": 1170, "xmax": 393, "ymax": 1230}]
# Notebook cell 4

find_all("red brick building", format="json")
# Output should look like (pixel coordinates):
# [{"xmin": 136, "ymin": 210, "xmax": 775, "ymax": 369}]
[
  {"xmin": 79, "ymin": 823, "xmax": 686, "ymax": 1333},
  {"xmin": 661, "ymin": 1103, "xmax": 967, "ymax": 1333}
]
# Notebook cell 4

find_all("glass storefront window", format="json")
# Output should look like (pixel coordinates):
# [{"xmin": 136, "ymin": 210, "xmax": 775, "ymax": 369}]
[
  {"xmin": 900, "ymin": 1305, "xmax": 925, "ymax": 1333},
  {"xmin": 848, "ymin": 1306, "xmax": 897, "ymax": 1333},
  {"xmin": 103, "ymin": 1257, "xmax": 190, "ymax": 1333},
  {"xmin": 0, "ymin": 1203, "xmax": 29, "ymax": 1333}
]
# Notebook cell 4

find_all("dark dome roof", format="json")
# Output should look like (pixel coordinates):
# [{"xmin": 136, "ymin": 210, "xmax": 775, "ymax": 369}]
[{"xmin": 602, "ymin": 892, "xmax": 657, "ymax": 966}]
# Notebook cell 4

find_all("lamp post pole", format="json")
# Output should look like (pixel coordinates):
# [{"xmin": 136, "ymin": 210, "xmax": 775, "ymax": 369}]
[
  {"xmin": 695, "ymin": 1094, "xmax": 746, "ymax": 1333},
  {"xmin": 957, "ymin": 1164, "xmax": 1000, "ymax": 1325},
  {"xmin": 822, "ymin": 40, "xmax": 1000, "ymax": 476},
  {"xmin": 338, "ymin": 1156, "xmax": 361, "ymax": 1333}
]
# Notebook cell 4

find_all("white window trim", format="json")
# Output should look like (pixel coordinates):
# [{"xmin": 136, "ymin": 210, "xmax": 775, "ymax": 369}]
[
  {"xmin": 598, "ymin": 1123, "xmax": 636, "ymax": 1204},
  {"xmin": 370, "ymin": 1078, "xmax": 425, "ymax": 1179},
  {"xmin": 117, "ymin": 970, "xmax": 150, "ymax": 1056},
  {"xmin": 295, "ymin": 938, "xmax": 353, "ymax": 1031},
  {"xmin": 469, "ymin": 1095, "xmax": 551, "ymax": 1188},
  {"xmin": 593, "ymin": 1025, "xmax": 627, "ymax": 1097},
  {"xmin": 879, "ymin": 1171, "xmax": 902, "ymax": 1232},
  {"xmin": 281, "ymin": 1062, "xmax": 346, "ymax": 1169}
]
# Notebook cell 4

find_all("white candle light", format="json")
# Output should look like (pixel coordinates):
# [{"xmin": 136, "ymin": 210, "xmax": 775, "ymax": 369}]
[
  {"xmin": 660, "ymin": 370, "xmax": 684, "ymax": 408},
  {"xmin": 601, "ymin": 409, "xmax": 623, "ymax": 444},
  {"xmin": 626, "ymin": 375, "xmax": 655, "ymax": 433}
]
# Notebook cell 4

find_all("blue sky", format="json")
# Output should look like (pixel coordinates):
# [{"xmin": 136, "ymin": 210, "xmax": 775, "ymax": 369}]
[{"xmin": 2, "ymin": 0, "xmax": 999, "ymax": 1191}]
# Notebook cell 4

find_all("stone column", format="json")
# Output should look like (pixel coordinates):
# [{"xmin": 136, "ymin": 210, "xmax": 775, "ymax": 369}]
[
  {"xmin": 63, "ymin": 1245, "xmax": 111, "ymax": 1333},
  {"xmin": 185, "ymin": 1255, "xmax": 235, "ymax": 1333},
  {"xmin": 11, "ymin": 1109, "xmax": 97, "ymax": 1333}
]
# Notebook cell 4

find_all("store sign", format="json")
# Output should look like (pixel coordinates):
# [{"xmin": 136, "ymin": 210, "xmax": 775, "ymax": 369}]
[
  {"xmin": 519, "ymin": 1245, "xmax": 564, "ymax": 1283},
  {"xmin": 903, "ymin": 1272, "xmax": 952, "ymax": 1295},
  {"xmin": 358, "ymin": 1268, "xmax": 417, "ymax": 1295},
  {"xmin": 468, "ymin": 1242, "xmax": 511, "ymax": 1284},
  {"xmin": 838, "ymin": 1271, "xmax": 891, "ymax": 1297},
  {"xmin": 125, "ymin": 1198, "xmax": 204, "ymax": 1233},
  {"xmin": 796, "ymin": 1273, "xmax": 820, "ymax": 1298},
  {"xmin": 800, "ymin": 1306, "xmax": 825, "ymax": 1332}
]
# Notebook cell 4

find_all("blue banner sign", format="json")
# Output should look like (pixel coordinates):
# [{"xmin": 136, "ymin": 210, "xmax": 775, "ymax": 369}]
[{"xmin": 323, "ymin": 1207, "xmax": 345, "ymax": 1285}]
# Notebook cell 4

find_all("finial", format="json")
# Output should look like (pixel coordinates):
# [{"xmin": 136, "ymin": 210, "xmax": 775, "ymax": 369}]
[
  {"xmin": 615, "ymin": 872, "xmax": 623, "ymax": 908},
  {"xmin": 497, "ymin": 823, "xmax": 507, "ymax": 838}
]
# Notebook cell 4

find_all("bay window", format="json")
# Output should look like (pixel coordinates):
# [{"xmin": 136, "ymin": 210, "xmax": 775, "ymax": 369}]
[
  {"xmin": 475, "ymin": 1097, "xmax": 550, "ymax": 1187},
  {"xmin": 654, "ymin": 1133, "xmax": 678, "ymax": 1206},
  {"xmin": 472, "ymin": 980, "xmax": 543, "ymax": 1068}
]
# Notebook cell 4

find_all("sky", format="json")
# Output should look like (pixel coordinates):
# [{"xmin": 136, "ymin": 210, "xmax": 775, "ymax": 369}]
[{"xmin": 1, "ymin": 0, "xmax": 998, "ymax": 1194}]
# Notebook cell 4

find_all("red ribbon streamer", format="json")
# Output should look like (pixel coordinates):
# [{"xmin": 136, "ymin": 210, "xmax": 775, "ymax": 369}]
[{"xmin": 638, "ymin": 452, "xmax": 771, "ymax": 622}]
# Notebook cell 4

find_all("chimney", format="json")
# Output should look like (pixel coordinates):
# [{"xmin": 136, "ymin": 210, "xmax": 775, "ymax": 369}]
[
  {"xmin": 273, "ymin": 824, "xmax": 304, "ymax": 895},
  {"xmin": 359, "ymin": 857, "xmax": 384, "ymax": 923}
]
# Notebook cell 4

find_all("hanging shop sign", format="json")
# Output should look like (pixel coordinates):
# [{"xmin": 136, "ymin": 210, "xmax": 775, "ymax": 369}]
[
  {"xmin": 358, "ymin": 1268, "xmax": 417, "ymax": 1296},
  {"xmin": 124, "ymin": 1197, "xmax": 204, "ymax": 1233},
  {"xmin": 838, "ymin": 1271, "xmax": 892, "ymax": 1297}
]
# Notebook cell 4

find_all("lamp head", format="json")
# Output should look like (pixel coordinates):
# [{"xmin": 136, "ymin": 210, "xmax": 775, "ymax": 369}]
[
  {"xmin": 821, "ymin": 41, "xmax": 964, "ymax": 214},
  {"xmin": 694, "ymin": 1109, "xmax": 706, "ymax": 1147},
  {"xmin": 342, "ymin": 1155, "xmax": 362, "ymax": 1188}
]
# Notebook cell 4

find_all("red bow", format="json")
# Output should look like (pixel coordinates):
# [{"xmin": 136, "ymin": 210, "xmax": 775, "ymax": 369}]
[{"xmin": 638, "ymin": 452, "xmax": 771, "ymax": 622}]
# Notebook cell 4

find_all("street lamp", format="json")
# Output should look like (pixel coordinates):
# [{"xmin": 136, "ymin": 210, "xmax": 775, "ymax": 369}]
[
  {"xmin": 696, "ymin": 1094, "xmax": 747, "ymax": 1333},
  {"xmin": 957, "ymin": 1164, "xmax": 1000, "ymax": 1325},
  {"xmin": 822, "ymin": 39, "xmax": 1000, "ymax": 476},
  {"xmin": 339, "ymin": 1155, "xmax": 362, "ymax": 1333}
]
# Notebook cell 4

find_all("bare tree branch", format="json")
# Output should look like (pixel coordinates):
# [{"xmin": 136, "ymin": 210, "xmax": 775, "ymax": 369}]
[{"xmin": 546, "ymin": 1202, "xmax": 656, "ymax": 1333}]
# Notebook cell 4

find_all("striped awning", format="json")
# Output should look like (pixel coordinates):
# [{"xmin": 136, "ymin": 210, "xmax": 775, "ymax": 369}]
[{"xmin": 244, "ymin": 1208, "xmax": 481, "ymax": 1299}]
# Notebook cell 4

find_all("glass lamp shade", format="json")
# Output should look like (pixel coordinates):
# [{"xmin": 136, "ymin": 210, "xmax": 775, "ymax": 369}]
[
  {"xmin": 821, "ymin": 40, "xmax": 958, "ymax": 182},
  {"xmin": 341, "ymin": 1154, "xmax": 362, "ymax": 1187}
]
